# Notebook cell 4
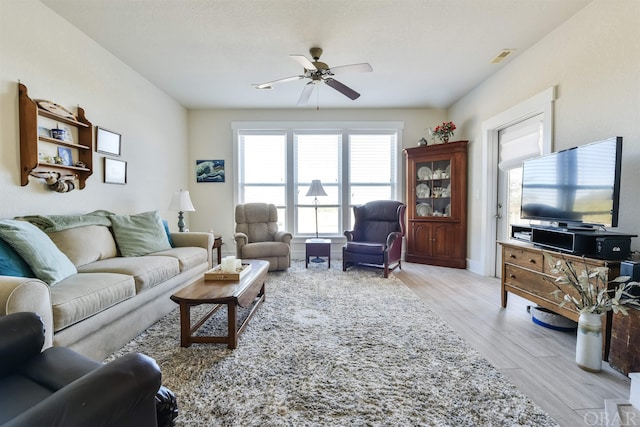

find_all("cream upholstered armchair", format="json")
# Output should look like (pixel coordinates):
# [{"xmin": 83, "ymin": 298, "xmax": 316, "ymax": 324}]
[{"xmin": 234, "ymin": 203, "xmax": 292, "ymax": 271}]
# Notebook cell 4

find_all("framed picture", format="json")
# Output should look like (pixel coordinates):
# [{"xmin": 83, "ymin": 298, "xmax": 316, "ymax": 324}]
[
  {"xmin": 57, "ymin": 147, "xmax": 72, "ymax": 166},
  {"xmin": 96, "ymin": 127, "xmax": 122, "ymax": 156},
  {"xmin": 104, "ymin": 157, "xmax": 127, "ymax": 184},
  {"xmin": 196, "ymin": 159, "xmax": 225, "ymax": 182}
]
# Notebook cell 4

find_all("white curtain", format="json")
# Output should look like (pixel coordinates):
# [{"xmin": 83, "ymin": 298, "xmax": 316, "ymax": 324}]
[{"xmin": 498, "ymin": 114, "xmax": 543, "ymax": 170}]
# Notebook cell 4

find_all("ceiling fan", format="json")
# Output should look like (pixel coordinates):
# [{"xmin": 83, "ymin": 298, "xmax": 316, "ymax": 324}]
[{"xmin": 253, "ymin": 47, "xmax": 373, "ymax": 106}]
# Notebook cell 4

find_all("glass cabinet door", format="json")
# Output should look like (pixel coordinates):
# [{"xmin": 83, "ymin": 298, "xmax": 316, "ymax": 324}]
[{"xmin": 415, "ymin": 158, "xmax": 451, "ymax": 218}]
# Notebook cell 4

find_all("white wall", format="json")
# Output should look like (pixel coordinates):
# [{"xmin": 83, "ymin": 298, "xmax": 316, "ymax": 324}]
[
  {"xmin": 0, "ymin": 0, "xmax": 189, "ymax": 226},
  {"xmin": 449, "ymin": 0, "xmax": 640, "ymax": 274},
  {"xmin": 187, "ymin": 108, "xmax": 446, "ymax": 257}
]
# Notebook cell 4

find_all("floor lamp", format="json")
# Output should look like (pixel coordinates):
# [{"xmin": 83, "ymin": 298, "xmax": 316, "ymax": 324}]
[
  {"xmin": 306, "ymin": 179, "xmax": 327, "ymax": 262},
  {"xmin": 168, "ymin": 189, "xmax": 196, "ymax": 232}
]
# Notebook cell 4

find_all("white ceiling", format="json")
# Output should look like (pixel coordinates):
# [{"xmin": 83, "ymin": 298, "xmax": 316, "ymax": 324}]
[{"xmin": 41, "ymin": 0, "xmax": 591, "ymax": 109}]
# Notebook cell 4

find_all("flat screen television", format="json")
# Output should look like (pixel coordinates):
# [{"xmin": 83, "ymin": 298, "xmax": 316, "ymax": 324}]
[{"xmin": 520, "ymin": 136, "xmax": 622, "ymax": 228}]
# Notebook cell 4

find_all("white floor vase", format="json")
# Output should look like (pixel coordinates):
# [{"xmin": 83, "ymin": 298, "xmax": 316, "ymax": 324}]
[{"xmin": 576, "ymin": 312, "xmax": 603, "ymax": 372}]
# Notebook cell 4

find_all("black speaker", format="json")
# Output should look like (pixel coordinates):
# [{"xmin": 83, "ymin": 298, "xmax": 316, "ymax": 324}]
[
  {"xmin": 621, "ymin": 261, "xmax": 640, "ymax": 281},
  {"xmin": 621, "ymin": 261, "xmax": 640, "ymax": 297},
  {"xmin": 595, "ymin": 236, "xmax": 631, "ymax": 260}
]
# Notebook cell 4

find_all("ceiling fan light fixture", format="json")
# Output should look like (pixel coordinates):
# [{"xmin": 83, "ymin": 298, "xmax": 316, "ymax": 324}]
[{"xmin": 254, "ymin": 47, "xmax": 372, "ymax": 106}]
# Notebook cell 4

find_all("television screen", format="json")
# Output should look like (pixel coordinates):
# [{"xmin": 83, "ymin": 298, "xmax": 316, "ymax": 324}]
[{"xmin": 520, "ymin": 137, "xmax": 622, "ymax": 228}]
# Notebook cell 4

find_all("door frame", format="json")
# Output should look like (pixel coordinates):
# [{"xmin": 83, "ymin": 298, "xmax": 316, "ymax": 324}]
[{"xmin": 479, "ymin": 87, "xmax": 555, "ymax": 277}]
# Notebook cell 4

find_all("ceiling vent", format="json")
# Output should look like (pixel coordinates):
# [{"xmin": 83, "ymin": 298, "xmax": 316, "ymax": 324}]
[{"xmin": 490, "ymin": 49, "xmax": 516, "ymax": 64}]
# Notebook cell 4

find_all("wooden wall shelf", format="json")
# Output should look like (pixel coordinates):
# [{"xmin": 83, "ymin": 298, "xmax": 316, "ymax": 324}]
[{"xmin": 18, "ymin": 83, "xmax": 93, "ymax": 189}]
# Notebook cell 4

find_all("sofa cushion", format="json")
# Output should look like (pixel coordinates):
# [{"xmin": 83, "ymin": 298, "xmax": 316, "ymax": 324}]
[
  {"xmin": 109, "ymin": 211, "xmax": 171, "ymax": 257},
  {"xmin": 0, "ymin": 220, "xmax": 77, "ymax": 285},
  {"xmin": 241, "ymin": 242, "xmax": 290, "ymax": 259},
  {"xmin": 49, "ymin": 273, "xmax": 135, "ymax": 332},
  {"xmin": 77, "ymin": 256, "xmax": 180, "ymax": 293},
  {"xmin": 0, "ymin": 375, "xmax": 53, "ymax": 424},
  {"xmin": 148, "ymin": 247, "xmax": 207, "ymax": 272},
  {"xmin": 47, "ymin": 225, "xmax": 118, "ymax": 267},
  {"xmin": 345, "ymin": 241, "xmax": 385, "ymax": 255},
  {"xmin": 0, "ymin": 238, "xmax": 35, "ymax": 278}
]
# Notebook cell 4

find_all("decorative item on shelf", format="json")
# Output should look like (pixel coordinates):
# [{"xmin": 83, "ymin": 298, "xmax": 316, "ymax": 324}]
[
  {"xmin": 29, "ymin": 171, "xmax": 76, "ymax": 193},
  {"xmin": 168, "ymin": 189, "xmax": 196, "ymax": 232},
  {"xmin": 432, "ymin": 121, "xmax": 456, "ymax": 143},
  {"xmin": 75, "ymin": 160, "xmax": 86, "ymax": 168},
  {"xmin": 418, "ymin": 137, "xmax": 428, "ymax": 146},
  {"xmin": 53, "ymin": 155, "xmax": 63, "ymax": 165},
  {"xmin": 57, "ymin": 147, "xmax": 72, "ymax": 166},
  {"xmin": 306, "ymin": 179, "xmax": 328, "ymax": 263},
  {"xmin": 416, "ymin": 183, "xmax": 430, "ymax": 198},
  {"xmin": 545, "ymin": 254, "xmax": 640, "ymax": 372},
  {"xmin": 38, "ymin": 126, "xmax": 51, "ymax": 138},
  {"xmin": 53, "ymin": 125, "xmax": 73, "ymax": 143},
  {"xmin": 34, "ymin": 99, "xmax": 77, "ymax": 120}
]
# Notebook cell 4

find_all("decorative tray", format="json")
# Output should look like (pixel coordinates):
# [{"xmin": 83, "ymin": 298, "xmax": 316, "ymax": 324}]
[{"xmin": 204, "ymin": 263, "xmax": 252, "ymax": 281}]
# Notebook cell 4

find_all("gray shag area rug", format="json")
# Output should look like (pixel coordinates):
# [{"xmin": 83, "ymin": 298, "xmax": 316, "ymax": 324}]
[{"xmin": 107, "ymin": 261, "xmax": 558, "ymax": 427}]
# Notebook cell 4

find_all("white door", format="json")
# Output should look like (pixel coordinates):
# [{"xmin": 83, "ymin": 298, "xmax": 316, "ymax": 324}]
[{"xmin": 494, "ymin": 115, "xmax": 544, "ymax": 277}]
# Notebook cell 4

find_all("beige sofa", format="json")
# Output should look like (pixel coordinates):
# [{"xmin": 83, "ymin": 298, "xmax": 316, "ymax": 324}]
[{"xmin": 0, "ymin": 211, "xmax": 212, "ymax": 361}]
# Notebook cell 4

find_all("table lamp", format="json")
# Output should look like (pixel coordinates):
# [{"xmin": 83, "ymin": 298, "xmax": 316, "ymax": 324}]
[
  {"xmin": 305, "ymin": 179, "xmax": 327, "ymax": 239},
  {"xmin": 168, "ymin": 189, "xmax": 195, "ymax": 232}
]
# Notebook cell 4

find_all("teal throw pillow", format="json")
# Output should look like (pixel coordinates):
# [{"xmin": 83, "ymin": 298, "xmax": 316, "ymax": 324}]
[
  {"xmin": 0, "ymin": 237, "xmax": 35, "ymax": 278},
  {"xmin": 109, "ymin": 211, "xmax": 172, "ymax": 257},
  {"xmin": 162, "ymin": 219, "xmax": 175, "ymax": 247},
  {"xmin": 0, "ymin": 220, "xmax": 77, "ymax": 285}
]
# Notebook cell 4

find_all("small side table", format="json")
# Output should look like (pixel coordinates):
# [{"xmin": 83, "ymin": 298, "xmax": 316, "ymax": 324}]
[
  {"xmin": 305, "ymin": 238, "xmax": 331, "ymax": 268},
  {"xmin": 213, "ymin": 235, "xmax": 222, "ymax": 265}
]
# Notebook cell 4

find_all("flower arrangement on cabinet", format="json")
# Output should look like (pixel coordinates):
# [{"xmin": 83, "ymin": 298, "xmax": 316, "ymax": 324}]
[
  {"xmin": 544, "ymin": 254, "xmax": 640, "ymax": 315},
  {"xmin": 431, "ymin": 121, "xmax": 456, "ymax": 143}
]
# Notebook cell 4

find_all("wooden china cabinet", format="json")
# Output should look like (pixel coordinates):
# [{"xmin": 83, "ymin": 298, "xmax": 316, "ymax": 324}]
[{"xmin": 403, "ymin": 141, "xmax": 468, "ymax": 268}]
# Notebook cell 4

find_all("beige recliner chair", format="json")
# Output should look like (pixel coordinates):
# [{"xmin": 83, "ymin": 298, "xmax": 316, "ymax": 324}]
[{"xmin": 234, "ymin": 203, "xmax": 292, "ymax": 271}]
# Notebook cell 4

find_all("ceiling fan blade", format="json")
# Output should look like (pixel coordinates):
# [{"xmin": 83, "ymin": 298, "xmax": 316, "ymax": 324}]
[
  {"xmin": 328, "ymin": 63, "xmax": 373, "ymax": 75},
  {"xmin": 253, "ymin": 75, "xmax": 305, "ymax": 89},
  {"xmin": 324, "ymin": 78, "xmax": 360, "ymax": 100},
  {"xmin": 290, "ymin": 54, "xmax": 317, "ymax": 71},
  {"xmin": 297, "ymin": 82, "xmax": 316, "ymax": 106}
]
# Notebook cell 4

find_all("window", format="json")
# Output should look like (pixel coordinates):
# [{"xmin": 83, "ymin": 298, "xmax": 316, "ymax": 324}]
[
  {"xmin": 295, "ymin": 131, "xmax": 341, "ymax": 235},
  {"xmin": 234, "ymin": 122, "xmax": 402, "ymax": 238},
  {"xmin": 236, "ymin": 130, "xmax": 287, "ymax": 229},
  {"xmin": 498, "ymin": 114, "xmax": 544, "ymax": 230}
]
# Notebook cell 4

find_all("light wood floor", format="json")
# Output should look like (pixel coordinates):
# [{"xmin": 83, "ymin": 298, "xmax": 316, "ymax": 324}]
[{"xmin": 394, "ymin": 261, "xmax": 632, "ymax": 426}]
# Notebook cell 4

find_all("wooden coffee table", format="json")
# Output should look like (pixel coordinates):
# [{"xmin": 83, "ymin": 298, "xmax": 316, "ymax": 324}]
[{"xmin": 170, "ymin": 259, "xmax": 269, "ymax": 349}]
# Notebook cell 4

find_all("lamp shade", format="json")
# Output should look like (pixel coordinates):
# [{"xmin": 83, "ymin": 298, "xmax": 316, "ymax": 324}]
[
  {"xmin": 305, "ymin": 180, "xmax": 327, "ymax": 197},
  {"xmin": 168, "ymin": 190, "xmax": 196, "ymax": 212}
]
